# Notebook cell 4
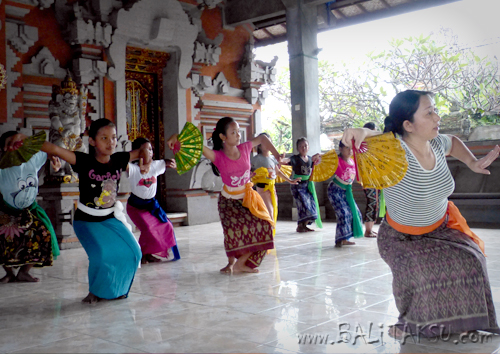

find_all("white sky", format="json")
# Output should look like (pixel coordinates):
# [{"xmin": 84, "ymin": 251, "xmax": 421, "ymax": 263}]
[{"xmin": 256, "ymin": 0, "xmax": 500, "ymax": 69}]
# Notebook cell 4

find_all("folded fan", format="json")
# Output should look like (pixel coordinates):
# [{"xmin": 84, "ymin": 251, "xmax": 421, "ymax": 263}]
[
  {"xmin": 172, "ymin": 122, "xmax": 203, "ymax": 175},
  {"xmin": 0, "ymin": 131, "xmax": 46, "ymax": 169},
  {"xmin": 352, "ymin": 132, "xmax": 408, "ymax": 189}
]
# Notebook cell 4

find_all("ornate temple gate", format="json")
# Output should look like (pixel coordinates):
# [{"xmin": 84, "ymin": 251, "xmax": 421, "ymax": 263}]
[{"xmin": 125, "ymin": 47, "xmax": 170, "ymax": 206}]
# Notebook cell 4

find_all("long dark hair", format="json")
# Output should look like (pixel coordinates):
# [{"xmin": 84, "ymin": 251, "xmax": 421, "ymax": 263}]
[
  {"xmin": 256, "ymin": 132, "xmax": 270, "ymax": 155},
  {"xmin": 211, "ymin": 117, "xmax": 236, "ymax": 176},
  {"xmin": 88, "ymin": 118, "xmax": 116, "ymax": 156},
  {"xmin": 384, "ymin": 90, "xmax": 432, "ymax": 136}
]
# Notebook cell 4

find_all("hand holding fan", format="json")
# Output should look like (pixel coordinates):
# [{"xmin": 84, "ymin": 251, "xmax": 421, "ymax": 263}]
[
  {"xmin": 275, "ymin": 165, "xmax": 293, "ymax": 183},
  {"xmin": 171, "ymin": 122, "xmax": 203, "ymax": 175},
  {"xmin": 352, "ymin": 132, "xmax": 408, "ymax": 189},
  {"xmin": 0, "ymin": 131, "xmax": 46, "ymax": 169},
  {"xmin": 310, "ymin": 149, "xmax": 338, "ymax": 182}
]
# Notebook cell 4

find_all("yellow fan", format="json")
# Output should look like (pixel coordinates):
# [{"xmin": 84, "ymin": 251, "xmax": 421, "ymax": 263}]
[
  {"xmin": 310, "ymin": 149, "xmax": 338, "ymax": 182},
  {"xmin": 0, "ymin": 131, "xmax": 46, "ymax": 169},
  {"xmin": 275, "ymin": 165, "xmax": 292, "ymax": 183},
  {"xmin": 352, "ymin": 132, "xmax": 408, "ymax": 189},
  {"xmin": 172, "ymin": 122, "xmax": 203, "ymax": 175}
]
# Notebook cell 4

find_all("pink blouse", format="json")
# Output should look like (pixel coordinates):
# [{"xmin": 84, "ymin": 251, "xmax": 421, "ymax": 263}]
[
  {"xmin": 334, "ymin": 157, "xmax": 356, "ymax": 184},
  {"xmin": 213, "ymin": 141, "xmax": 253, "ymax": 187}
]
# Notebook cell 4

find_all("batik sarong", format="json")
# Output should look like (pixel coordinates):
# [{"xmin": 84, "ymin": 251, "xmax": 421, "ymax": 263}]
[
  {"xmin": 327, "ymin": 181, "xmax": 362, "ymax": 242},
  {"xmin": 73, "ymin": 217, "xmax": 142, "ymax": 299},
  {"xmin": 378, "ymin": 219, "xmax": 500, "ymax": 337},
  {"xmin": 0, "ymin": 200, "xmax": 59, "ymax": 268},
  {"xmin": 363, "ymin": 188, "xmax": 378, "ymax": 222},
  {"xmin": 218, "ymin": 195, "xmax": 274, "ymax": 269},
  {"xmin": 127, "ymin": 194, "xmax": 177, "ymax": 259},
  {"xmin": 290, "ymin": 181, "xmax": 317, "ymax": 226}
]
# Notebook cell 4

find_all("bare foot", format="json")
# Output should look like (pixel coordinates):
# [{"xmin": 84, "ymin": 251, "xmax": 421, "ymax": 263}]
[
  {"xmin": 388, "ymin": 325, "xmax": 408, "ymax": 339},
  {"xmin": 144, "ymin": 254, "xmax": 161, "ymax": 263},
  {"xmin": 16, "ymin": 272, "xmax": 40, "ymax": 282},
  {"xmin": 364, "ymin": 231, "xmax": 377, "ymax": 238},
  {"xmin": 305, "ymin": 226, "xmax": 315, "ymax": 232},
  {"xmin": 82, "ymin": 292, "xmax": 100, "ymax": 304},
  {"xmin": 341, "ymin": 240, "xmax": 355, "ymax": 246},
  {"xmin": 220, "ymin": 257, "xmax": 236, "ymax": 274},
  {"xmin": 0, "ymin": 274, "xmax": 16, "ymax": 283},
  {"xmin": 232, "ymin": 263, "xmax": 259, "ymax": 274}
]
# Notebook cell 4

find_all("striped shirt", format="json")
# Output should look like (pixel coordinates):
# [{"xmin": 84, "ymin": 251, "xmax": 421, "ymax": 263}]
[{"xmin": 385, "ymin": 134, "xmax": 454, "ymax": 227}]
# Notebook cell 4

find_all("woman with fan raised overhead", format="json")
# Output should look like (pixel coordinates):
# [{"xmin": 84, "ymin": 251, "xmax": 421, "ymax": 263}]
[
  {"xmin": 167, "ymin": 117, "xmax": 279, "ymax": 274},
  {"xmin": 0, "ymin": 131, "xmax": 61, "ymax": 284},
  {"xmin": 327, "ymin": 140, "xmax": 363, "ymax": 247},
  {"xmin": 342, "ymin": 90, "xmax": 500, "ymax": 339},
  {"xmin": 284, "ymin": 137, "xmax": 322, "ymax": 233},
  {"xmin": 126, "ymin": 137, "xmax": 179, "ymax": 264}
]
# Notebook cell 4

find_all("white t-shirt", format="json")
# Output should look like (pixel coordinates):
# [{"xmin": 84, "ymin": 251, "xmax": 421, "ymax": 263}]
[
  {"xmin": 385, "ymin": 134, "xmax": 455, "ymax": 227},
  {"xmin": 128, "ymin": 160, "xmax": 166, "ymax": 200}
]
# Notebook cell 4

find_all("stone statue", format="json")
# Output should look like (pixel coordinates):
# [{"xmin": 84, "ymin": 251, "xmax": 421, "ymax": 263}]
[
  {"xmin": 461, "ymin": 117, "xmax": 471, "ymax": 138},
  {"xmin": 48, "ymin": 74, "xmax": 88, "ymax": 183}
]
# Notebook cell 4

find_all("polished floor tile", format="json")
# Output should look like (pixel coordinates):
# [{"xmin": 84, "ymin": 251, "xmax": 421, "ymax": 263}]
[{"xmin": 0, "ymin": 221, "xmax": 499, "ymax": 353}]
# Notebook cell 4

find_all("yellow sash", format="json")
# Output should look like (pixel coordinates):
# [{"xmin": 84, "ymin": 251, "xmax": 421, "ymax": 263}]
[
  {"xmin": 223, "ymin": 182, "xmax": 275, "ymax": 228},
  {"xmin": 251, "ymin": 167, "xmax": 278, "ymax": 226}
]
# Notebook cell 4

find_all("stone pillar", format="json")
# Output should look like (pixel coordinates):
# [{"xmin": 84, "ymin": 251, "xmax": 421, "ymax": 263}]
[{"xmin": 285, "ymin": 0, "xmax": 321, "ymax": 155}]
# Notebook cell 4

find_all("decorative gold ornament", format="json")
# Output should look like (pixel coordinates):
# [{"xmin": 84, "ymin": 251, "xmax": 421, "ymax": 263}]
[{"xmin": 0, "ymin": 64, "xmax": 7, "ymax": 90}]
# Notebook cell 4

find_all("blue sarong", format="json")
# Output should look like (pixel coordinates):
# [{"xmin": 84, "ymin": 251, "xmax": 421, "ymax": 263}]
[
  {"xmin": 290, "ymin": 181, "xmax": 318, "ymax": 226},
  {"xmin": 73, "ymin": 218, "xmax": 142, "ymax": 299}
]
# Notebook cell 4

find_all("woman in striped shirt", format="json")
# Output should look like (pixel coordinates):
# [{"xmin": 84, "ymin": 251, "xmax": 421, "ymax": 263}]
[{"xmin": 342, "ymin": 90, "xmax": 500, "ymax": 339}]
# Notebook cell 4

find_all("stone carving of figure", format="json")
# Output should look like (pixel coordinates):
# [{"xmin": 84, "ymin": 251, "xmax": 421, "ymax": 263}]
[
  {"xmin": 461, "ymin": 117, "xmax": 471, "ymax": 138},
  {"xmin": 48, "ymin": 74, "xmax": 88, "ymax": 182}
]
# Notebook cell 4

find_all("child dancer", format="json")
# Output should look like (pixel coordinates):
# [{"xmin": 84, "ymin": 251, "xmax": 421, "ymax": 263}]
[
  {"xmin": 6, "ymin": 119, "xmax": 149, "ymax": 303},
  {"xmin": 251, "ymin": 132, "xmax": 299, "ymax": 225},
  {"xmin": 168, "ymin": 117, "xmax": 279, "ymax": 274},
  {"xmin": 126, "ymin": 137, "xmax": 179, "ymax": 264},
  {"xmin": 0, "ymin": 131, "xmax": 61, "ymax": 283},
  {"xmin": 284, "ymin": 137, "xmax": 321, "ymax": 233},
  {"xmin": 327, "ymin": 141, "xmax": 363, "ymax": 247}
]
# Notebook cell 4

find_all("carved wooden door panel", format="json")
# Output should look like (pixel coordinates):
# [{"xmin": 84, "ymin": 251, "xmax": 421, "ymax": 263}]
[{"xmin": 125, "ymin": 47, "xmax": 170, "ymax": 205}]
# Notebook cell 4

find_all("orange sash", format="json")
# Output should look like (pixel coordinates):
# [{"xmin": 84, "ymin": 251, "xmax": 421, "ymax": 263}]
[
  {"xmin": 386, "ymin": 201, "xmax": 485, "ymax": 254},
  {"xmin": 223, "ymin": 183, "xmax": 275, "ymax": 228}
]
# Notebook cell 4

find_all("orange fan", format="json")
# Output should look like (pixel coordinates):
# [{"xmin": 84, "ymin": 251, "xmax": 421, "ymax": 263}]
[
  {"xmin": 310, "ymin": 149, "xmax": 338, "ymax": 182},
  {"xmin": 352, "ymin": 132, "xmax": 408, "ymax": 189}
]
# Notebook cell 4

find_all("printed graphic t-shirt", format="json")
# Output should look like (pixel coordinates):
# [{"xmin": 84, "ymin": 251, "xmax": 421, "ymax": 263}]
[
  {"xmin": 289, "ymin": 154, "xmax": 313, "ymax": 177},
  {"xmin": 213, "ymin": 141, "xmax": 253, "ymax": 187},
  {"xmin": 0, "ymin": 151, "xmax": 46, "ymax": 209},
  {"xmin": 72, "ymin": 151, "xmax": 130, "ymax": 221},
  {"xmin": 128, "ymin": 160, "xmax": 166, "ymax": 200}
]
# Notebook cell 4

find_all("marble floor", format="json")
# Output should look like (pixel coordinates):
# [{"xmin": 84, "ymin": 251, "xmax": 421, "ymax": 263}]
[{"xmin": 1, "ymin": 221, "xmax": 500, "ymax": 354}]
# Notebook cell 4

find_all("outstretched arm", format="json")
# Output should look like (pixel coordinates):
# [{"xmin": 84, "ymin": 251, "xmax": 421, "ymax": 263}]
[
  {"xmin": 448, "ymin": 135, "xmax": 499, "ymax": 175},
  {"xmin": 252, "ymin": 135, "xmax": 281, "ymax": 163},
  {"xmin": 166, "ymin": 133, "xmax": 215, "ymax": 162}
]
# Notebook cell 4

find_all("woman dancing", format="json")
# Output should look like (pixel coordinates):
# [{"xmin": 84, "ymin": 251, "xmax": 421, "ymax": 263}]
[{"xmin": 342, "ymin": 90, "xmax": 500, "ymax": 338}]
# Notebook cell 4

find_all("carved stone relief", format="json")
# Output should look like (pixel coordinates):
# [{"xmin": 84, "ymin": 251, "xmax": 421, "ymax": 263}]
[{"xmin": 23, "ymin": 47, "xmax": 66, "ymax": 78}]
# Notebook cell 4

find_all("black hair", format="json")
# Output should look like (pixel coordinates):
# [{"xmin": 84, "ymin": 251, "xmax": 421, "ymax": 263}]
[
  {"xmin": 384, "ymin": 90, "xmax": 433, "ymax": 136},
  {"xmin": 211, "ymin": 117, "xmax": 236, "ymax": 176},
  {"xmin": 132, "ymin": 137, "xmax": 150, "ymax": 151},
  {"xmin": 363, "ymin": 122, "xmax": 376, "ymax": 130},
  {"xmin": 338, "ymin": 140, "xmax": 345, "ymax": 149},
  {"xmin": 0, "ymin": 131, "xmax": 18, "ymax": 153},
  {"xmin": 88, "ymin": 118, "xmax": 116, "ymax": 155},
  {"xmin": 296, "ymin": 137, "xmax": 308, "ymax": 150},
  {"xmin": 256, "ymin": 132, "xmax": 270, "ymax": 155}
]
